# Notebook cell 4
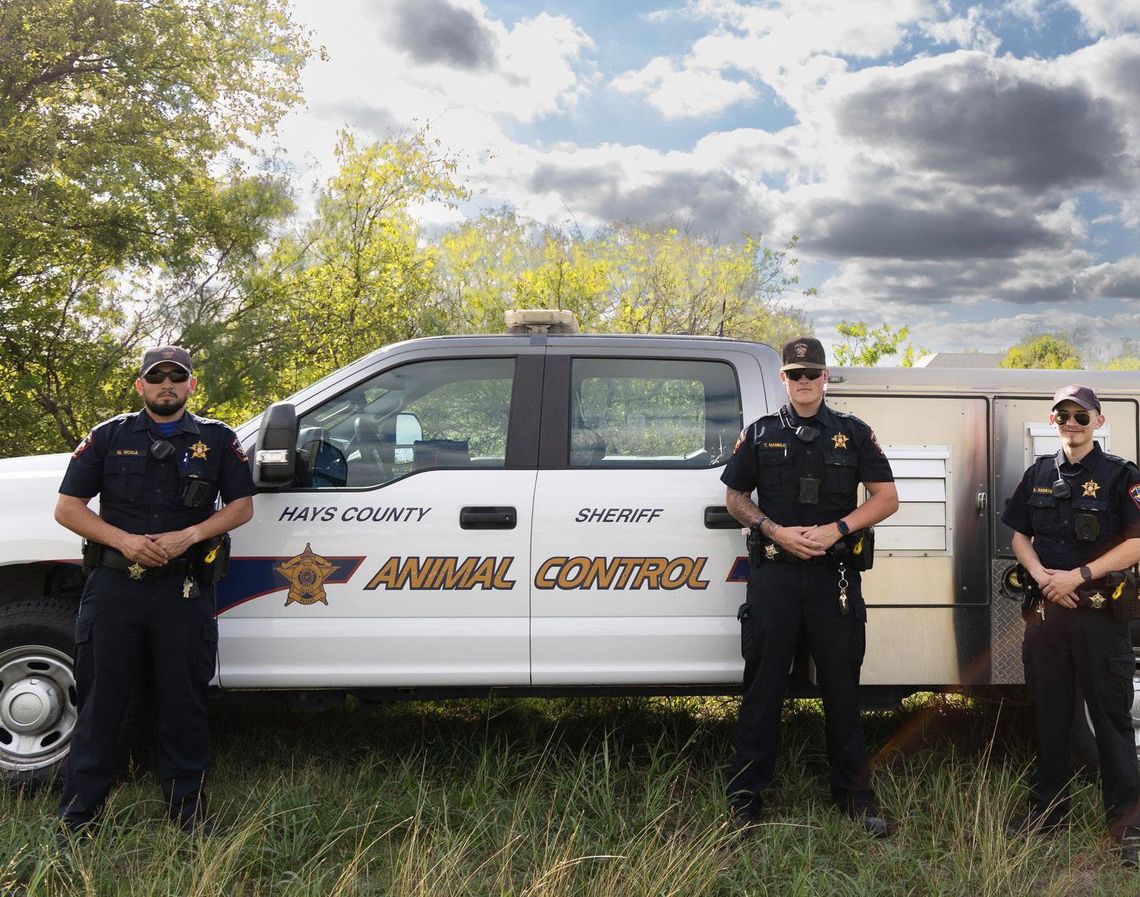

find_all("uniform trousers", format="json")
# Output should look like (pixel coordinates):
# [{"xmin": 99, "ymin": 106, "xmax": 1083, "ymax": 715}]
[
  {"xmin": 1022, "ymin": 603, "xmax": 1139, "ymax": 827},
  {"xmin": 727, "ymin": 562, "xmax": 873, "ymax": 813},
  {"xmin": 59, "ymin": 567, "xmax": 218, "ymax": 830}
]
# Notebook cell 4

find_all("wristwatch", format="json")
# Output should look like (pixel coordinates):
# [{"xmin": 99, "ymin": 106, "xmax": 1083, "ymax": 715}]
[
  {"xmin": 837, "ymin": 519, "xmax": 850, "ymax": 536},
  {"xmin": 1079, "ymin": 564, "xmax": 1092, "ymax": 582}
]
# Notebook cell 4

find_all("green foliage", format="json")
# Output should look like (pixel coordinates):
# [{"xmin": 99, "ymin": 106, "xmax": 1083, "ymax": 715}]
[
  {"xmin": 1000, "ymin": 334, "xmax": 1083, "ymax": 370},
  {"xmin": 834, "ymin": 320, "xmax": 928, "ymax": 367},
  {"xmin": 436, "ymin": 213, "xmax": 812, "ymax": 342},
  {"xmin": 0, "ymin": 0, "xmax": 311, "ymax": 454}
]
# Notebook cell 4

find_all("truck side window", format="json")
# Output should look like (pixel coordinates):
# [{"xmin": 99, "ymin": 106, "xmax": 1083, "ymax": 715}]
[
  {"xmin": 569, "ymin": 358, "xmax": 742, "ymax": 468},
  {"xmin": 296, "ymin": 357, "xmax": 515, "ymax": 488}
]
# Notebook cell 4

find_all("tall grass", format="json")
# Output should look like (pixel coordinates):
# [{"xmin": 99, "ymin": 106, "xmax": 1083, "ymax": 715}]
[{"xmin": 0, "ymin": 694, "xmax": 1134, "ymax": 895}]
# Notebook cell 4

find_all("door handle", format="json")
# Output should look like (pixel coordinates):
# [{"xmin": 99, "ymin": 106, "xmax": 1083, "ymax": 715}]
[
  {"xmin": 704, "ymin": 506, "xmax": 739, "ymax": 529},
  {"xmin": 460, "ymin": 506, "xmax": 517, "ymax": 529}
]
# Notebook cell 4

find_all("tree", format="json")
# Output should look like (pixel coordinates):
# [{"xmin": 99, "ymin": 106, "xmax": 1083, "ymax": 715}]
[
  {"xmin": 264, "ymin": 130, "xmax": 468, "ymax": 395},
  {"xmin": 0, "ymin": 0, "xmax": 311, "ymax": 455},
  {"xmin": 833, "ymin": 321, "xmax": 927, "ymax": 367},
  {"xmin": 434, "ymin": 214, "xmax": 811, "ymax": 342},
  {"xmin": 1000, "ymin": 334, "xmax": 1082, "ymax": 370}
]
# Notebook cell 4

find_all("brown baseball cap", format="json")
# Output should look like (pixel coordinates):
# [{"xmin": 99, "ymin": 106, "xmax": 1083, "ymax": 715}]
[
  {"xmin": 139, "ymin": 346, "xmax": 193, "ymax": 377},
  {"xmin": 1051, "ymin": 384, "xmax": 1100, "ymax": 412},
  {"xmin": 781, "ymin": 336, "xmax": 827, "ymax": 371}
]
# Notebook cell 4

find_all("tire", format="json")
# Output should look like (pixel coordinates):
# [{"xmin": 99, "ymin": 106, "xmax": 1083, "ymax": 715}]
[{"xmin": 0, "ymin": 599, "xmax": 78, "ymax": 789}]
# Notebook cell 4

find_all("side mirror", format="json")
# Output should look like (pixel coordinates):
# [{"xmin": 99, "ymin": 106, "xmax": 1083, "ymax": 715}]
[{"xmin": 255, "ymin": 402, "xmax": 297, "ymax": 486}]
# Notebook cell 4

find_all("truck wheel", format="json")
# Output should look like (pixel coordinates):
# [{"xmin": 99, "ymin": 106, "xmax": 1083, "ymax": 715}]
[{"xmin": 0, "ymin": 600, "xmax": 78, "ymax": 788}]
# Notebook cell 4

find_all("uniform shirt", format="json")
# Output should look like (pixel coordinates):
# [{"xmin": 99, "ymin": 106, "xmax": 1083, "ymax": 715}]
[
  {"xmin": 721, "ymin": 401, "xmax": 893, "ymax": 526},
  {"xmin": 60, "ymin": 410, "xmax": 256, "ymax": 536},
  {"xmin": 1002, "ymin": 443, "xmax": 1140, "ymax": 570}
]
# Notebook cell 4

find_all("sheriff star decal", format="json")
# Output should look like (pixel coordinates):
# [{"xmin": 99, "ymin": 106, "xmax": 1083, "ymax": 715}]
[
  {"xmin": 276, "ymin": 543, "xmax": 337, "ymax": 606},
  {"xmin": 189, "ymin": 441, "xmax": 209, "ymax": 460},
  {"xmin": 832, "ymin": 433, "xmax": 849, "ymax": 450},
  {"xmin": 1082, "ymin": 480, "xmax": 1101, "ymax": 498}
]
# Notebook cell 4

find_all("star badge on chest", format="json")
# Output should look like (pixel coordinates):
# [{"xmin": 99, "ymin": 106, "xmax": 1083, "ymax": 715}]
[
  {"xmin": 127, "ymin": 563, "xmax": 145, "ymax": 580},
  {"xmin": 832, "ymin": 433, "xmax": 849, "ymax": 449},
  {"xmin": 190, "ymin": 441, "xmax": 209, "ymax": 460},
  {"xmin": 1082, "ymin": 480, "xmax": 1100, "ymax": 498}
]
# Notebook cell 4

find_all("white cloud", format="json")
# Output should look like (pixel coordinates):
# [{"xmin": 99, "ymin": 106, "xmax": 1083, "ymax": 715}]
[
  {"xmin": 920, "ymin": 6, "xmax": 1002, "ymax": 52},
  {"xmin": 610, "ymin": 58, "xmax": 758, "ymax": 118},
  {"xmin": 1066, "ymin": 0, "xmax": 1140, "ymax": 36}
]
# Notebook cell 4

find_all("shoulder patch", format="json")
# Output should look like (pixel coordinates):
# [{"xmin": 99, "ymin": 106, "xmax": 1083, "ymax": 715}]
[
  {"xmin": 1130, "ymin": 483, "xmax": 1140, "ymax": 511},
  {"xmin": 231, "ymin": 435, "xmax": 249, "ymax": 463},
  {"xmin": 73, "ymin": 431, "xmax": 94, "ymax": 458}
]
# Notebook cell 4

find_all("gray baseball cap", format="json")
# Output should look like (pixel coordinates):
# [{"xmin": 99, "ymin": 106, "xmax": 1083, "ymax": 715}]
[
  {"xmin": 140, "ymin": 346, "xmax": 193, "ymax": 377},
  {"xmin": 1051, "ymin": 384, "xmax": 1100, "ymax": 412}
]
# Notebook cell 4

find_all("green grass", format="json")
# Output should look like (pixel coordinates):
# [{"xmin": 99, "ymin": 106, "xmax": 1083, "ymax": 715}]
[{"xmin": 0, "ymin": 694, "xmax": 1135, "ymax": 895}]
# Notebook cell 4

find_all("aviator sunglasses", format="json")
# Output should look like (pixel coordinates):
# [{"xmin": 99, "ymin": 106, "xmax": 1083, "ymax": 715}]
[
  {"xmin": 785, "ymin": 368, "xmax": 823, "ymax": 381},
  {"xmin": 142, "ymin": 369, "xmax": 190, "ymax": 384},
  {"xmin": 1053, "ymin": 410, "xmax": 1093, "ymax": 427}
]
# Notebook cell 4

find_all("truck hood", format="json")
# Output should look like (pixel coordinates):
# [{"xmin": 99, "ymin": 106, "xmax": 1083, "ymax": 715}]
[{"xmin": 0, "ymin": 452, "xmax": 84, "ymax": 564}]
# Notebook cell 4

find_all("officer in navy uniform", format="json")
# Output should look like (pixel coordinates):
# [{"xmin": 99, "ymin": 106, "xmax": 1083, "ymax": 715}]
[
  {"xmin": 1002, "ymin": 384, "xmax": 1140, "ymax": 865},
  {"xmin": 55, "ymin": 346, "xmax": 254, "ymax": 836},
  {"xmin": 721, "ymin": 336, "xmax": 899, "ymax": 836}
]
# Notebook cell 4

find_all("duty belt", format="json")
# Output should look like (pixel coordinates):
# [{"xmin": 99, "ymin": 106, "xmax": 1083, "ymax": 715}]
[{"xmin": 91, "ymin": 545, "xmax": 194, "ymax": 580}]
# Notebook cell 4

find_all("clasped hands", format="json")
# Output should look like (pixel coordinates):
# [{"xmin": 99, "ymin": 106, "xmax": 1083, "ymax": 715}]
[
  {"xmin": 1034, "ymin": 567, "xmax": 1084, "ymax": 609},
  {"xmin": 119, "ymin": 528, "xmax": 200, "ymax": 568},
  {"xmin": 771, "ymin": 522, "xmax": 844, "ymax": 560}
]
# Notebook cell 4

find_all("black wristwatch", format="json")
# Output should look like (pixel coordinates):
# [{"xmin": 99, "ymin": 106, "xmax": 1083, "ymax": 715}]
[
  {"xmin": 837, "ymin": 519, "xmax": 850, "ymax": 536},
  {"xmin": 1079, "ymin": 564, "xmax": 1092, "ymax": 582}
]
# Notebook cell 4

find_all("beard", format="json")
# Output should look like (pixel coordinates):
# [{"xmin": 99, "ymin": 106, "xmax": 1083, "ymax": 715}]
[{"xmin": 144, "ymin": 393, "xmax": 188, "ymax": 417}]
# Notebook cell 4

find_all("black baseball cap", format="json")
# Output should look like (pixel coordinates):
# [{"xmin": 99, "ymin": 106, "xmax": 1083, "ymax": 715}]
[
  {"xmin": 781, "ymin": 336, "xmax": 827, "ymax": 371},
  {"xmin": 140, "ymin": 346, "xmax": 193, "ymax": 377},
  {"xmin": 1051, "ymin": 384, "xmax": 1100, "ymax": 412}
]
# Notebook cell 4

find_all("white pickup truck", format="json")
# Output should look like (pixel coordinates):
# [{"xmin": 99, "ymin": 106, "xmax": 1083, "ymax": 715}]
[{"xmin": 3, "ymin": 318, "xmax": 1138, "ymax": 784}]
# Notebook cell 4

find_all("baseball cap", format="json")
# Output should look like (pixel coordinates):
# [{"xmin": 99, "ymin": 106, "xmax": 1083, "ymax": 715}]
[
  {"xmin": 1051, "ymin": 384, "xmax": 1100, "ymax": 412},
  {"xmin": 780, "ymin": 336, "xmax": 827, "ymax": 371},
  {"xmin": 139, "ymin": 346, "xmax": 193, "ymax": 377}
]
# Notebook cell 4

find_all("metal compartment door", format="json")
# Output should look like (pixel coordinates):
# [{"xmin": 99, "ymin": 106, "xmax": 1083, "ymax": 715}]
[{"xmin": 825, "ymin": 394, "xmax": 989, "ymax": 687}]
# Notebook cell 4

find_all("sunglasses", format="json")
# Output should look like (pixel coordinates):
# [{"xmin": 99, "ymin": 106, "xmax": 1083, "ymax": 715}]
[
  {"xmin": 1053, "ymin": 410, "xmax": 1092, "ymax": 427},
  {"xmin": 142, "ymin": 369, "xmax": 190, "ymax": 384},
  {"xmin": 785, "ymin": 368, "xmax": 823, "ymax": 381}
]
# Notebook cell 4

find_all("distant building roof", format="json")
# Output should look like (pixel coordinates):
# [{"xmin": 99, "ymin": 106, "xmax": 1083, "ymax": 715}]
[{"xmin": 916, "ymin": 352, "xmax": 1006, "ymax": 369}]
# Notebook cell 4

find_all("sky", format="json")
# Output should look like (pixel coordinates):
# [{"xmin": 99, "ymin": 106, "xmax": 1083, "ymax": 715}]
[{"xmin": 272, "ymin": 0, "xmax": 1140, "ymax": 361}]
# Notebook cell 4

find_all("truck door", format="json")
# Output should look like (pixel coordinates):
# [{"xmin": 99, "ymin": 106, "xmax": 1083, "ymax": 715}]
[
  {"xmin": 218, "ymin": 353, "xmax": 540, "ymax": 688},
  {"xmin": 530, "ymin": 350, "xmax": 759, "ymax": 685}
]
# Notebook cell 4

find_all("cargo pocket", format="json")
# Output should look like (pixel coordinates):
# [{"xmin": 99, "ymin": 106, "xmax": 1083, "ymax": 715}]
[
  {"xmin": 73, "ymin": 619, "xmax": 93, "ymax": 690},
  {"xmin": 194, "ymin": 619, "xmax": 219, "ymax": 684},
  {"xmin": 849, "ymin": 621, "xmax": 866, "ymax": 682},
  {"xmin": 737, "ymin": 602, "xmax": 754, "ymax": 662}
]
